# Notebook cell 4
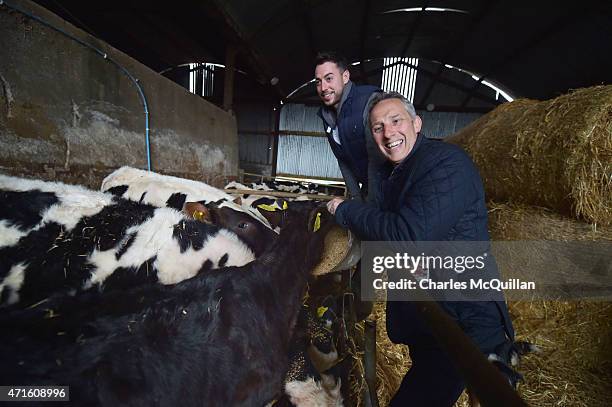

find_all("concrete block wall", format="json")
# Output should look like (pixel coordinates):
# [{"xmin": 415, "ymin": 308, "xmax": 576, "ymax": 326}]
[{"xmin": 0, "ymin": 0, "xmax": 239, "ymax": 188}]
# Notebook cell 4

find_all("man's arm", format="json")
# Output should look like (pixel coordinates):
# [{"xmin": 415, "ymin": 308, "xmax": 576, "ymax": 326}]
[
  {"xmin": 363, "ymin": 90, "xmax": 385, "ymax": 205},
  {"xmin": 365, "ymin": 126, "xmax": 388, "ymax": 205},
  {"xmin": 335, "ymin": 149, "xmax": 475, "ymax": 242},
  {"xmin": 338, "ymin": 160, "xmax": 364, "ymax": 201}
]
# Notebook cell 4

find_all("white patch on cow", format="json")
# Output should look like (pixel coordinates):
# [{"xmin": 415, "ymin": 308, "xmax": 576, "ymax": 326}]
[
  {"xmin": 0, "ymin": 220, "xmax": 29, "ymax": 248},
  {"xmin": 254, "ymin": 183, "xmax": 273, "ymax": 191},
  {"xmin": 101, "ymin": 167, "xmax": 273, "ymax": 229},
  {"xmin": 0, "ymin": 263, "xmax": 26, "ymax": 305},
  {"xmin": 85, "ymin": 208, "xmax": 182, "ymax": 287},
  {"xmin": 0, "ymin": 174, "xmax": 114, "ymax": 231},
  {"xmin": 275, "ymin": 184, "xmax": 301, "ymax": 193},
  {"xmin": 285, "ymin": 376, "xmax": 343, "ymax": 407},
  {"xmin": 155, "ymin": 228, "xmax": 254, "ymax": 284},
  {"xmin": 85, "ymin": 249, "xmax": 118, "ymax": 287},
  {"xmin": 43, "ymin": 192, "xmax": 113, "ymax": 231},
  {"xmin": 85, "ymin": 208, "xmax": 255, "ymax": 287},
  {"xmin": 487, "ymin": 353, "xmax": 503, "ymax": 363},
  {"xmin": 224, "ymin": 181, "xmax": 249, "ymax": 190}
]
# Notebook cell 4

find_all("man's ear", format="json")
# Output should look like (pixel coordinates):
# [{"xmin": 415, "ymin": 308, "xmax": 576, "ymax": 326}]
[
  {"xmin": 342, "ymin": 68, "xmax": 350, "ymax": 84},
  {"xmin": 413, "ymin": 115, "xmax": 423, "ymax": 133}
]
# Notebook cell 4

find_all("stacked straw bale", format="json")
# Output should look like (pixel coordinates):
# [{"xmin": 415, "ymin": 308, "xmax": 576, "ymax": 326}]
[
  {"xmin": 487, "ymin": 201, "xmax": 612, "ymax": 241},
  {"xmin": 448, "ymin": 85, "xmax": 612, "ymax": 226},
  {"xmin": 486, "ymin": 202, "xmax": 612, "ymax": 406}
]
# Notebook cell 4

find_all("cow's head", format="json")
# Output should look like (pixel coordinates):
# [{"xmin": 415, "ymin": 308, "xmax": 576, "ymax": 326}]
[{"xmin": 183, "ymin": 201, "xmax": 277, "ymax": 257}]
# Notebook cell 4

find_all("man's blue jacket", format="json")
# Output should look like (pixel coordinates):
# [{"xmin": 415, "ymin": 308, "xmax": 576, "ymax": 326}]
[
  {"xmin": 317, "ymin": 83, "xmax": 380, "ymax": 186},
  {"xmin": 335, "ymin": 134, "xmax": 515, "ymax": 352}
]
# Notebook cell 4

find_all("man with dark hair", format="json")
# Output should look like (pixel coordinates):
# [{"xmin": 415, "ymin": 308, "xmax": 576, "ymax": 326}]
[
  {"xmin": 314, "ymin": 51, "xmax": 383, "ymax": 202},
  {"xmin": 327, "ymin": 91, "xmax": 518, "ymax": 406}
]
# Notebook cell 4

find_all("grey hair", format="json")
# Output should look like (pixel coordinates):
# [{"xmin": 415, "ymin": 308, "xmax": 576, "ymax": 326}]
[{"xmin": 366, "ymin": 91, "xmax": 417, "ymax": 130}]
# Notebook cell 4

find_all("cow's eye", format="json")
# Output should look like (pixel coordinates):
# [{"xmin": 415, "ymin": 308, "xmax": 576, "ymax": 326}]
[{"xmin": 238, "ymin": 222, "xmax": 249, "ymax": 229}]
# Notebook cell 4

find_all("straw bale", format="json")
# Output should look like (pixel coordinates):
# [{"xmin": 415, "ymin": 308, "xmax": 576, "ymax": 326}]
[
  {"xmin": 352, "ymin": 301, "xmax": 612, "ymax": 407},
  {"xmin": 448, "ymin": 86, "xmax": 612, "ymax": 226},
  {"xmin": 487, "ymin": 201, "xmax": 612, "ymax": 241},
  {"xmin": 486, "ymin": 201, "xmax": 612, "ymax": 406},
  {"xmin": 507, "ymin": 300, "xmax": 612, "ymax": 407}
]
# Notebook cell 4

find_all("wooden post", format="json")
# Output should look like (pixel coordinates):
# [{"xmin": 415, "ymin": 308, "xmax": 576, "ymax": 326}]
[
  {"xmin": 271, "ymin": 103, "xmax": 281, "ymax": 176},
  {"xmin": 223, "ymin": 46, "xmax": 237, "ymax": 112},
  {"xmin": 364, "ymin": 320, "xmax": 379, "ymax": 407}
]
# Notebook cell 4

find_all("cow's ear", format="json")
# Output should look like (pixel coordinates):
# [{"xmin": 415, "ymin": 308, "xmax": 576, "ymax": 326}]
[
  {"xmin": 183, "ymin": 202, "xmax": 211, "ymax": 223},
  {"xmin": 232, "ymin": 196, "xmax": 242, "ymax": 206}
]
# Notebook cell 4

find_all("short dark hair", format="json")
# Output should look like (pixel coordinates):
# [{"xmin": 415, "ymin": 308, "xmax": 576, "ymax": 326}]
[{"xmin": 315, "ymin": 51, "xmax": 349, "ymax": 71}]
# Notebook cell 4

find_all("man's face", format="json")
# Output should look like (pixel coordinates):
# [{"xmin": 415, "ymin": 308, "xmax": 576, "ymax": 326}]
[
  {"xmin": 314, "ymin": 61, "xmax": 350, "ymax": 109},
  {"xmin": 369, "ymin": 98, "xmax": 422, "ymax": 164}
]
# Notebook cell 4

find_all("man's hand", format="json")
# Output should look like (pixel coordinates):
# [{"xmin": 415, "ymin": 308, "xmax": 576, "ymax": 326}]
[{"xmin": 326, "ymin": 197, "xmax": 345, "ymax": 215}]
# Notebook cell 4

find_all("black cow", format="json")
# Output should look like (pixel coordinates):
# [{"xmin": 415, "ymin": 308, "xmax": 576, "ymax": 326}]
[{"xmin": 0, "ymin": 201, "xmax": 333, "ymax": 406}]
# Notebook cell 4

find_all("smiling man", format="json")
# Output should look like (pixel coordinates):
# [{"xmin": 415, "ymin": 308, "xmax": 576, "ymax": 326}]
[
  {"xmin": 326, "ymin": 91, "xmax": 518, "ymax": 406},
  {"xmin": 369, "ymin": 96, "xmax": 422, "ymax": 164},
  {"xmin": 314, "ymin": 52, "xmax": 383, "ymax": 203}
]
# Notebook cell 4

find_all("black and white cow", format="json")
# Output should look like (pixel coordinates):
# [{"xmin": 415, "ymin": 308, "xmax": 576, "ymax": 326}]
[
  {"xmin": 226, "ymin": 180, "xmax": 313, "ymax": 194},
  {"xmin": 0, "ymin": 200, "xmax": 333, "ymax": 406},
  {"xmin": 226, "ymin": 180, "xmax": 345, "ymax": 197},
  {"xmin": 0, "ymin": 174, "xmax": 257, "ymax": 307},
  {"xmin": 101, "ymin": 167, "xmax": 278, "ymax": 256},
  {"xmin": 277, "ymin": 305, "xmax": 343, "ymax": 407}
]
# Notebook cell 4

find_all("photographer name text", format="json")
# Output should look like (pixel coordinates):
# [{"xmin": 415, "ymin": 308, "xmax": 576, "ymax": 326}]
[{"xmin": 373, "ymin": 278, "xmax": 536, "ymax": 291}]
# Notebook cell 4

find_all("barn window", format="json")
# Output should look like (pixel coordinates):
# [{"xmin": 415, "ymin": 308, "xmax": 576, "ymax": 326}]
[
  {"xmin": 381, "ymin": 57, "xmax": 419, "ymax": 102},
  {"xmin": 382, "ymin": 7, "xmax": 468, "ymax": 14},
  {"xmin": 189, "ymin": 63, "xmax": 215, "ymax": 97}
]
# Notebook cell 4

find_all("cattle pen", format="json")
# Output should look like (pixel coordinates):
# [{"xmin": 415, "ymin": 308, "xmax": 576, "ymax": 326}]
[{"xmin": 1, "ymin": 1, "xmax": 611, "ymax": 406}]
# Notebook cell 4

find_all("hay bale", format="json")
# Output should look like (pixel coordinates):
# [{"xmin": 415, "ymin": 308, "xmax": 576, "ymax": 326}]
[
  {"xmin": 354, "ymin": 302, "xmax": 612, "ymax": 407},
  {"xmin": 508, "ymin": 300, "xmax": 612, "ymax": 407},
  {"xmin": 351, "ymin": 301, "xmax": 612, "ymax": 407},
  {"xmin": 487, "ymin": 201, "xmax": 612, "ymax": 241},
  {"xmin": 488, "ymin": 201, "xmax": 612, "ymax": 406},
  {"xmin": 448, "ymin": 86, "xmax": 612, "ymax": 226}
]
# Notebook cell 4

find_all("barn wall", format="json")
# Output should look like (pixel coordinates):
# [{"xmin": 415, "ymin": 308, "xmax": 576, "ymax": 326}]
[
  {"xmin": 277, "ymin": 103, "xmax": 343, "ymax": 180},
  {"xmin": 235, "ymin": 102, "xmax": 276, "ymax": 176},
  {"xmin": 417, "ymin": 110, "xmax": 484, "ymax": 139},
  {"xmin": 0, "ymin": 0, "xmax": 238, "ymax": 189}
]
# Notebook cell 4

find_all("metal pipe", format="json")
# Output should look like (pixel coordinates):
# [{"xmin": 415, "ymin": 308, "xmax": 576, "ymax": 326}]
[{"xmin": 2, "ymin": 0, "xmax": 152, "ymax": 171}]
